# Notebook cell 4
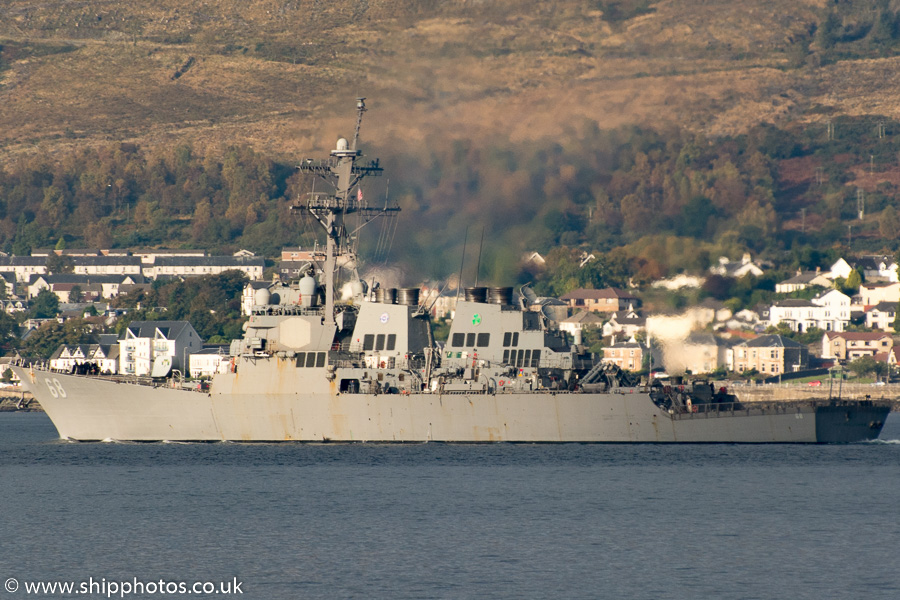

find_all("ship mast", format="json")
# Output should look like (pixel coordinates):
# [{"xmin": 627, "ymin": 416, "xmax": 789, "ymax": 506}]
[{"xmin": 294, "ymin": 98, "xmax": 397, "ymax": 327}]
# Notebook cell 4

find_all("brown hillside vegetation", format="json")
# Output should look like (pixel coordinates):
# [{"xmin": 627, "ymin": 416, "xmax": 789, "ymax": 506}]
[{"xmin": 2, "ymin": 0, "xmax": 899, "ymax": 161}]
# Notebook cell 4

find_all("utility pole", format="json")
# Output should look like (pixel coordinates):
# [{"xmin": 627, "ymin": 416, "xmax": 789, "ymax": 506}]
[
  {"xmin": 857, "ymin": 187, "xmax": 865, "ymax": 220},
  {"xmin": 826, "ymin": 119, "xmax": 835, "ymax": 141},
  {"xmin": 801, "ymin": 208, "xmax": 806, "ymax": 234}
]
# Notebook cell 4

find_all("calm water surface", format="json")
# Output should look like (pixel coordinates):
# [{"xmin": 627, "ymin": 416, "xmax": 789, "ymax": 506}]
[{"xmin": 1, "ymin": 412, "xmax": 899, "ymax": 599}]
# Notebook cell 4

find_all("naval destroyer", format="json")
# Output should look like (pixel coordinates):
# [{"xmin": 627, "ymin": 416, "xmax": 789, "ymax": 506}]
[{"xmin": 11, "ymin": 100, "xmax": 891, "ymax": 443}]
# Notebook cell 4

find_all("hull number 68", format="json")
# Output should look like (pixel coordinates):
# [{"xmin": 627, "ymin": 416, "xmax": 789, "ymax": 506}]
[{"xmin": 44, "ymin": 377, "xmax": 68, "ymax": 399}]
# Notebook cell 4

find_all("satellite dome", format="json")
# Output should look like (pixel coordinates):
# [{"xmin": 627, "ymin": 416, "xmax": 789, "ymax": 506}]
[{"xmin": 335, "ymin": 138, "xmax": 349, "ymax": 151}]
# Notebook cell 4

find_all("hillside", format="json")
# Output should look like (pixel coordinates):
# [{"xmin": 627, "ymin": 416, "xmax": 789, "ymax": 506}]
[
  {"xmin": 3, "ymin": 0, "xmax": 895, "ymax": 157},
  {"xmin": 3, "ymin": 0, "xmax": 900, "ymax": 286}
]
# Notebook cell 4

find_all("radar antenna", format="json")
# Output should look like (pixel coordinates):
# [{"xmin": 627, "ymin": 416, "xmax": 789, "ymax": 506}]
[{"xmin": 293, "ymin": 100, "xmax": 399, "ymax": 326}]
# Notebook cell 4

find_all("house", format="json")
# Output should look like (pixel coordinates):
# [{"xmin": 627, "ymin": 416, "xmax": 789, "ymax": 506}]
[
  {"xmin": 0, "ymin": 273, "xmax": 15, "ymax": 298},
  {"xmin": 768, "ymin": 289, "xmax": 850, "ymax": 333},
  {"xmin": 602, "ymin": 337, "xmax": 647, "ymax": 372},
  {"xmin": 601, "ymin": 305, "xmax": 646, "ymax": 338},
  {"xmin": 49, "ymin": 343, "xmax": 120, "ymax": 374},
  {"xmin": 822, "ymin": 332, "xmax": 893, "ymax": 361},
  {"xmin": 189, "ymin": 346, "xmax": 230, "ymax": 378},
  {"xmin": 0, "ymin": 256, "xmax": 48, "ymax": 282},
  {"xmin": 859, "ymin": 282, "xmax": 900, "ymax": 307},
  {"xmin": 775, "ymin": 269, "xmax": 832, "ymax": 293},
  {"xmin": 118, "ymin": 321, "xmax": 202, "ymax": 376},
  {"xmin": 852, "ymin": 255, "xmax": 897, "ymax": 283},
  {"xmin": 27, "ymin": 274, "xmax": 144, "ymax": 301},
  {"xmin": 709, "ymin": 253, "xmax": 764, "ymax": 278},
  {"xmin": 827, "ymin": 258, "xmax": 854, "ymax": 280},
  {"xmin": 731, "ymin": 335, "xmax": 808, "ymax": 375},
  {"xmin": 282, "ymin": 247, "xmax": 326, "ymax": 262},
  {"xmin": 865, "ymin": 302, "xmax": 897, "ymax": 331},
  {"xmin": 71, "ymin": 255, "xmax": 143, "ymax": 276},
  {"xmin": 144, "ymin": 256, "xmax": 264, "ymax": 280},
  {"xmin": 559, "ymin": 288, "xmax": 640, "ymax": 313},
  {"xmin": 559, "ymin": 311, "xmax": 604, "ymax": 337},
  {"xmin": 130, "ymin": 249, "xmax": 206, "ymax": 264}
]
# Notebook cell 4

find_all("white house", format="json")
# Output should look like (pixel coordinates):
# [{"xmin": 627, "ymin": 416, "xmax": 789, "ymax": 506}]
[
  {"xmin": 768, "ymin": 289, "xmax": 850, "ymax": 332},
  {"xmin": 49, "ymin": 343, "xmax": 120, "ymax": 374},
  {"xmin": 0, "ymin": 256, "xmax": 48, "ymax": 282},
  {"xmin": 119, "ymin": 321, "xmax": 202, "ymax": 376},
  {"xmin": 144, "ymin": 256, "xmax": 264, "ymax": 280},
  {"xmin": 559, "ymin": 311, "xmax": 604, "ymax": 337},
  {"xmin": 189, "ymin": 347, "xmax": 230, "ymax": 378},
  {"xmin": 864, "ymin": 302, "xmax": 897, "ymax": 331},
  {"xmin": 709, "ymin": 253, "xmax": 764, "ymax": 278},
  {"xmin": 72, "ymin": 256, "xmax": 143, "ymax": 276},
  {"xmin": 775, "ymin": 269, "xmax": 832, "ymax": 293},
  {"xmin": 827, "ymin": 258, "xmax": 854, "ymax": 280}
]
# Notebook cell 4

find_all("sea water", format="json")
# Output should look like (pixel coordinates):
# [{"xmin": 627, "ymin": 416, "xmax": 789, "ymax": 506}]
[{"xmin": 1, "ymin": 412, "xmax": 899, "ymax": 600}]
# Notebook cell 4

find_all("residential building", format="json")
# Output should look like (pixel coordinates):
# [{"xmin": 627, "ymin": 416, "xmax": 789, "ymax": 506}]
[
  {"xmin": 865, "ymin": 302, "xmax": 898, "ymax": 331},
  {"xmin": 859, "ymin": 282, "xmax": 900, "ymax": 307},
  {"xmin": 189, "ymin": 347, "xmax": 230, "ymax": 378},
  {"xmin": 827, "ymin": 258, "xmax": 854, "ymax": 280},
  {"xmin": 27, "ymin": 274, "xmax": 145, "ymax": 301},
  {"xmin": 144, "ymin": 256, "xmax": 264, "ymax": 280},
  {"xmin": 602, "ymin": 337, "xmax": 647, "ymax": 372},
  {"xmin": 0, "ymin": 256, "xmax": 47, "ymax": 282},
  {"xmin": 601, "ymin": 305, "xmax": 646, "ymax": 338},
  {"xmin": 119, "ymin": 321, "xmax": 202, "ymax": 376},
  {"xmin": 852, "ymin": 255, "xmax": 898, "ymax": 283},
  {"xmin": 775, "ymin": 269, "xmax": 832, "ymax": 293},
  {"xmin": 559, "ymin": 288, "xmax": 639, "ymax": 313},
  {"xmin": 709, "ymin": 253, "xmax": 764, "ymax": 278},
  {"xmin": 131, "ymin": 249, "xmax": 206, "ymax": 264},
  {"xmin": 768, "ymin": 289, "xmax": 850, "ymax": 332},
  {"xmin": 731, "ymin": 335, "xmax": 808, "ymax": 375},
  {"xmin": 49, "ymin": 343, "xmax": 120, "ymax": 374},
  {"xmin": 71, "ymin": 256, "xmax": 143, "ymax": 276},
  {"xmin": 822, "ymin": 332, "xmax": 893, "ymax": 361},
  {"xmin": 559, "ymin": 311, "xmax": 604, "ymax": 337}
]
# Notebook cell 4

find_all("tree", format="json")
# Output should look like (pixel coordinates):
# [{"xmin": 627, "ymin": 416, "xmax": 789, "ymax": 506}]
[
  {"xmin": 894, "ymin": 300, "xmax": 900, "ymax": 334},
  {"xmin": 848, "ymin": 356, "xmax": 888, "ymax": 380},
  {"xmin": 46, "ymin": 254, "xmax": 74, "ymax": 274},
  {"xmin": 68, "ymin": 285, "xmax": 84, "ymax": 303},
  {"xmin": 29, "ymin": 289, "xmax": 60, "ymax": 318},
  {"xmin": 844, "ymin": 269, "xmax": 862, "ymax": 295}
]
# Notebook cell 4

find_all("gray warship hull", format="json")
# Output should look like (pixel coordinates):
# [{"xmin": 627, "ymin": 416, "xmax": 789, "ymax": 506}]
[{"xmin": 13, "ymin": 367, "xmax": 889, "ymax": 443}]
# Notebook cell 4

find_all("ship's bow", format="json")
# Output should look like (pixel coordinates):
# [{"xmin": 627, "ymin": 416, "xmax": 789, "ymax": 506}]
[{"xmin": 815, "ymin": 402, "xmax": 891, "ymax": 443}]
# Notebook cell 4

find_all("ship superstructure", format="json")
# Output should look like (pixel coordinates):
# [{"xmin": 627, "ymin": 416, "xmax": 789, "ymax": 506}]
[{"xmin": 12, "ymin": 101, "xmax": 891, "ymax": 443}]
